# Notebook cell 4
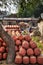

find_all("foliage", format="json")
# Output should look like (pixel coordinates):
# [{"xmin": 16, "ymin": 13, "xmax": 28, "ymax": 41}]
[
  {"xmin": 32, "ymin": 36, "xmax": 43, "ymax": 50},
  {"xmin": 0, "ymin": 0, "xmax": 43, "ymax": 17},
  {"xmin": 17, "ymin": 0, "xmax": 43, "ymax": 18}
]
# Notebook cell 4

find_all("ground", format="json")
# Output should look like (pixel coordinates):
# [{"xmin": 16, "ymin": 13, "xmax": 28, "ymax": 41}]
[
  {"xmin": 0, "ymin": 61, "xmax": 16, "ymax": 65},
  {"xmin": 0, "ymin": 61, "xmax": 39, "ymax": 65}
]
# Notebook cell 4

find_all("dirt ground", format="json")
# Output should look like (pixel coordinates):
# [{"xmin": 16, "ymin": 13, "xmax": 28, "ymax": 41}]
[
  {"xmin": 0, "ymin": 61, "xmax": 39, "ymax": 65},
  {"xmin": 0, "ymin": 61, "xmax": 16, "ymax": 65}
]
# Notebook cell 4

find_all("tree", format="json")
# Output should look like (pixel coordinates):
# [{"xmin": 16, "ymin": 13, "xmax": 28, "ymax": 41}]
[
  {"xmin": 17, "ymin": 0, "xmax": 43, "ymax": 18},
  {"xmin": 0, "ymin": 0, "xmax": 18, "ymax": 15},
  {"xmin": 34, "ymin": 4, "xmax": 43, "ymax": 18},
  {"xmin": 0, "ymin": 0, "xmax": 43, "ymax": 17},
  {"xmin": 0, "ymin": 23, "xmax": 15, "ymax": 64}
]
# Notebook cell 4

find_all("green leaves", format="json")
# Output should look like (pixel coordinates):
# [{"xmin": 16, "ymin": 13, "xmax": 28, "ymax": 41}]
[
  {"xmin": 32, "ymin": 36, "xmax": 43, "ymax": 50},
  {"xmin": 17, "ymin": 0, "xmax": 42, "ymax": 17},
  {"xmin": 1, "ymin": 0, "xmax": 43, "ymax": 17}
]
